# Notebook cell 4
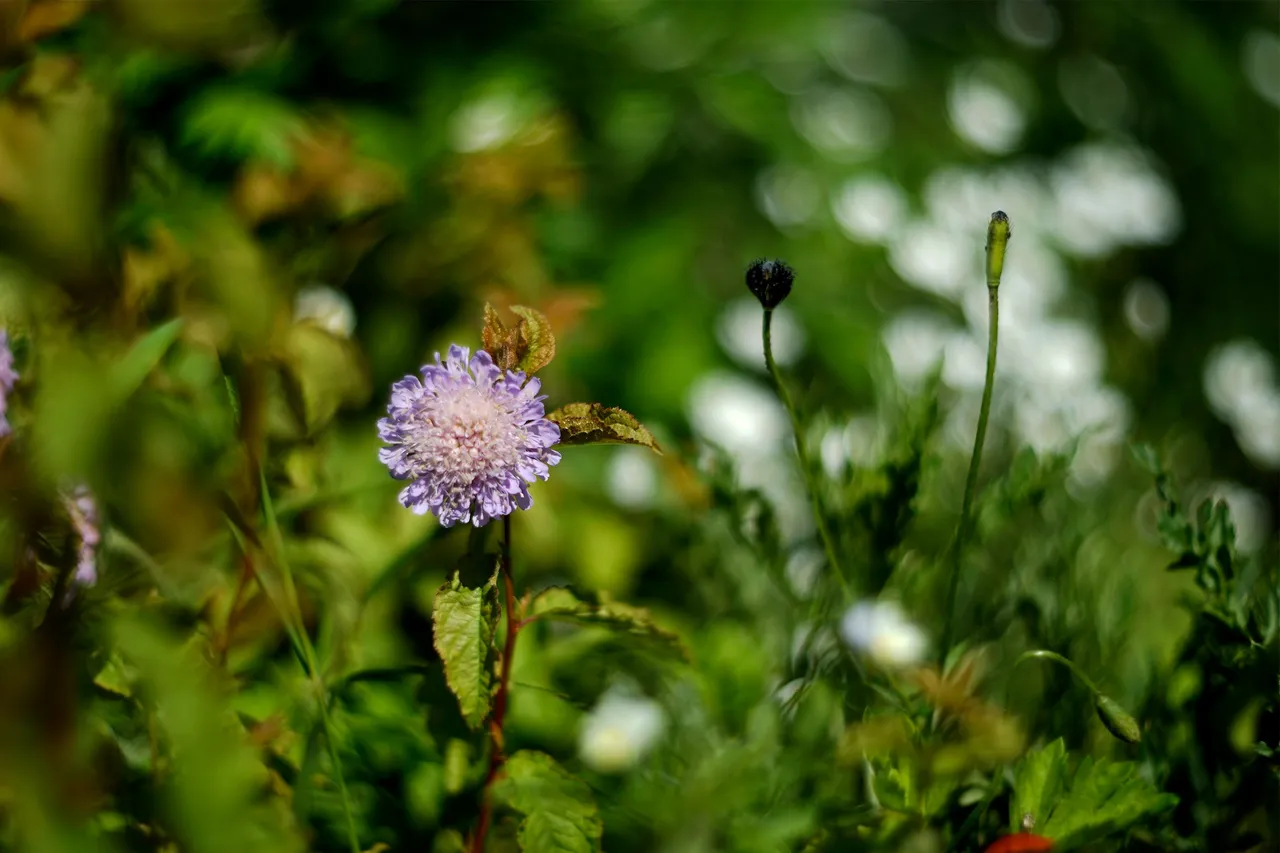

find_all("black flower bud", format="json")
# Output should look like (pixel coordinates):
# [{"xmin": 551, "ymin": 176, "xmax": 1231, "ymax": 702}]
[{"xmin": 745, "ymin": 258, "xmax": 794, "ymax": 309}]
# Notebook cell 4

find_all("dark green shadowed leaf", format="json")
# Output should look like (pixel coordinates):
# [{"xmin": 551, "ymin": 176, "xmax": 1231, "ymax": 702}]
[
  {"xmin": 547, "ymin": 402, "xmax": 661, "ymax": 453},
  {"xmin": 432, "ymin": 571, "xmax": 500, "ymax": 730},
  {"xmin": 528, "ymin": 585, "xmax": 687, "ymax": 661},
  {"xmin": 494, "ymin": 750, "xmax": 603, "ymax": 853}
]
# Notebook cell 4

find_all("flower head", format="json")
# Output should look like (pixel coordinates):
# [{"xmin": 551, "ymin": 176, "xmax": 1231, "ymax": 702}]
[
  {"xmin": 745, "ymin": 258, "xmax": 794, "ymax": 309},
  {"xmin": 378, "ymin": 345, "xmax": 561, "ymax": 527},
  {"xmin": 839, "ymin": 599, "xmax": 928, "ymax": 669},
  {"xmin": 578, "ymin": 690, "xmax": 666, "ymax": 774},
  {"xmin": 0, "ymin": 329, "xmax": 18, "ymax": 438},
  {"xmin": 63, "ymin": 484, "xmax": 101, "ymax": 588}
]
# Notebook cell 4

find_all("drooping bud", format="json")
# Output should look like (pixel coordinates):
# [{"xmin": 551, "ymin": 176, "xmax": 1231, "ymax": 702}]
[
  {"xmin": 1094, "ymin": 694, "xmax": 1142, "ymax": 744},
  {"xmin": 985, "ymin": 211, "xmax": 1010, "ymax": 289},
  {"xmin": 745, "ymin": 258, "xmax": 794, "ymax": 309}
]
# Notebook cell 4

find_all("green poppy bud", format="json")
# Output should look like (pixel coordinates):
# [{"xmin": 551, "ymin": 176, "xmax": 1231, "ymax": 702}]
[
  {"xmin": 986, "ymin": 211, "xmax": 1010, "ymax": 289},
  {"xmin": 1095, "ymin": 694, "xmax": 1142, "ymax": 744}
]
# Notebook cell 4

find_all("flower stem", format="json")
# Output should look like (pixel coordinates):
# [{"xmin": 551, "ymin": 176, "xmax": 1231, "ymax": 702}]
[
  {"xmin": 763, "ymin": 308, "xmax": 852, "ymax": 603},
  {"xmin": 471, "ymin": 514, "xmax": 518, "ymax": 853},
  {"xmin": 258, "ymin": 473, "xmax": 360, "ymax": 853},
  {"xmin": 940, "ymin": 212, "xmax": 1009, "ymax": 664},
  {"xmin": 1013, "ymin": 649, "xmax": 1102, "ymax": 696}
]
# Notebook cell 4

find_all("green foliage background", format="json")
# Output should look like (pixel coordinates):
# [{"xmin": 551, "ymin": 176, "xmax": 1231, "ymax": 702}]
[{"xmin": 0, "ymin": 1, "xmax": 1275, "ymax": 852}]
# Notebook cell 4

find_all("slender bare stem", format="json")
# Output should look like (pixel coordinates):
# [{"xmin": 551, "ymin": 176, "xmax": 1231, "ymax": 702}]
[
  {"xmin": 940, "ymin": 212, "xmax": 1009, "ymax": 664},
  {"xmin": 1013, "ymin": 649, "xmax": 1102, "ymax": 696},
  {"xmin": 763, "ymin": 308, "xmax": 853, "ymax": 603}
]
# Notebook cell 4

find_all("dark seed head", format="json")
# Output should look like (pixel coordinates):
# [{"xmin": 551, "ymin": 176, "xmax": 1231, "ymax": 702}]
[{"xmin": 745, "ymin": 258, "xmax": 794, "ymax": 309}]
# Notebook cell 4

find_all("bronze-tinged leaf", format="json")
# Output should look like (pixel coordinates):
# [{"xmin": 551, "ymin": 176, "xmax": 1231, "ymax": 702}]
[
  {"xmin": 18, "ymin": 0, "xmax": 92, "ymax": 43},
  {"xmin": 509, "ymin": 305, "xmax": 555, "ymax": 375},
  {"xmin": 481, "ymin": 302, "xmax": 506, "ymax": 353},
  {"xmin": 548, "ymin": 403, "xmax": 661, "ymax": 454},
  {"xmin": 481, "ymin": 302, "xmax": 520, "ymax": 371}
]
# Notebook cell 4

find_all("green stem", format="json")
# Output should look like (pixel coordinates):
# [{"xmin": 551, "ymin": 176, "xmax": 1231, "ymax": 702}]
[
  {"xmin": 763, "ymin": 308, "xmax": 852, "ymax": 603},
  {"xmin": 939, "ymin": 289, "xmax": 997, "ymax": 661},
  {"xmin": 1013, "ymin": 649, "xmax": 1103, "ymax": 696},
  {"xmin": 259, "ymin": 472, "xmax": 361, "ymax": 853},
  {"xmin": 940, "ymin": 212, "xmax": 1009, "ymax": 664}
]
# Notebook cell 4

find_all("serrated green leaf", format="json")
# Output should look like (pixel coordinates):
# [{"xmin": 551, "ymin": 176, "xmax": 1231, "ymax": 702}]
[
  {"xmin": 509, "ymin": 305, "xmax": 556, "ymax": 375},
  {"xmin": 180, "ymin": 87, "xmax": 306, "ymax": 167},
  {"xmin": 547, "ymin": 402, "xmax": 661, "ymax": 453},
  {"xmin": 432, "ymin": 573, "xmax": 499, "ymax": 730},
  {"xmin": 529, "ymin": 586, "xmax": 687, "ymax": 661},
  {"xmin": 1011, "ymin": 738, "xmax": 1067, "ymax": 833},
  {"xmin": 1040, "ymin": 755, "xmax": 1177, "ymax": 848},
  {"xmin": 494, "ymin": 751, "xmax": 602, "ymax": 853}
]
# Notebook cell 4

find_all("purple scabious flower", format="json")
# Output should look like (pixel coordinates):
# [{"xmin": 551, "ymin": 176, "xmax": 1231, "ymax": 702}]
[
  {"xmin": 0, "ymin": 329, "xmax": 17, "ymax": 438},
  {"xmin": 377, "ymin": 345, "xmax": 561, "ymax": 527},
  {"xmin": 64, "ymin": 484, "xmax": 101, "ymax": 587}
]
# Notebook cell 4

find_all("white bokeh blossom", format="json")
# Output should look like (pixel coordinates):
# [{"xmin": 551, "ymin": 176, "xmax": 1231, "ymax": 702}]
[
  {"xmin": 839, "ymin": 600, "xmax": 928, "ymax": 668},
  {"xmin": 578, "ymin": 689, "xmax": 666, "ymax": 774},
  {"xmin": 294, "ymin": 285, "xmax": 356, "ymax": 338}
]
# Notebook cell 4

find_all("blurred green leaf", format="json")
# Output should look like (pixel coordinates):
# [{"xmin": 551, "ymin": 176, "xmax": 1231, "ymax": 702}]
[
  {"xmin": 494, "ymin": 750, "xmax": 602, "ymax": 853},
  {"xmin": 529, "ymin": 585, "xmax": 687, "ymax": 661},
  {"xmin": 270, "ymin": 323, "xmax": 368, "ymax": 438},
  {"xmin": 179, "ymin": 87, "xmax": 305, "ymax": 167},
  {"xmin": 112, "ymin": 614, "xmax": 305, "ymax": 853},
  {"xmin": 111, "ymin": 318, "xmax": 184, "ymax": 401}
]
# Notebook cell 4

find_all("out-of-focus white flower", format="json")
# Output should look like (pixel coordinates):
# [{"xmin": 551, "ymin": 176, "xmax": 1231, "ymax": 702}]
[
  {"xmin": 294, "ymin": 285, "xmax": 356, "ymax": 338},
  {"xmin": 578, "ymin": 690, "xmax": 666, "ymax": 774},
  {"xmin": 687, "ymin": 372, "xmax": 789, "ymax": 456},
  {"xmin": 839, "ymin": 600, "xmax": 928, "ymax": 668},
  {"xmin": 716, "ymin": 297, "xmax": 805, "ymax": 372}
]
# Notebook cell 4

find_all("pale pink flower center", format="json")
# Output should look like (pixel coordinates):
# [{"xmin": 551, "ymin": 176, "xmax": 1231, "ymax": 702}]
[{"xmin": 414, "ymin": 386, "xmax": 526, "ymax": 482}]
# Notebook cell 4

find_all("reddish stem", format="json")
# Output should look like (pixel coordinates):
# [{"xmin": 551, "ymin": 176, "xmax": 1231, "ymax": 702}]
[{"xmin": 470, "ymin": 515, "xmax": 518, "ymax": 853}]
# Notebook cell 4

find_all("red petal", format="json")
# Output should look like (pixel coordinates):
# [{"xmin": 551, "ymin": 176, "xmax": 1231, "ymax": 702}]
[{"xmin": 983, "ymin": 834, "xmax": 1055, "ymax": 853}]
